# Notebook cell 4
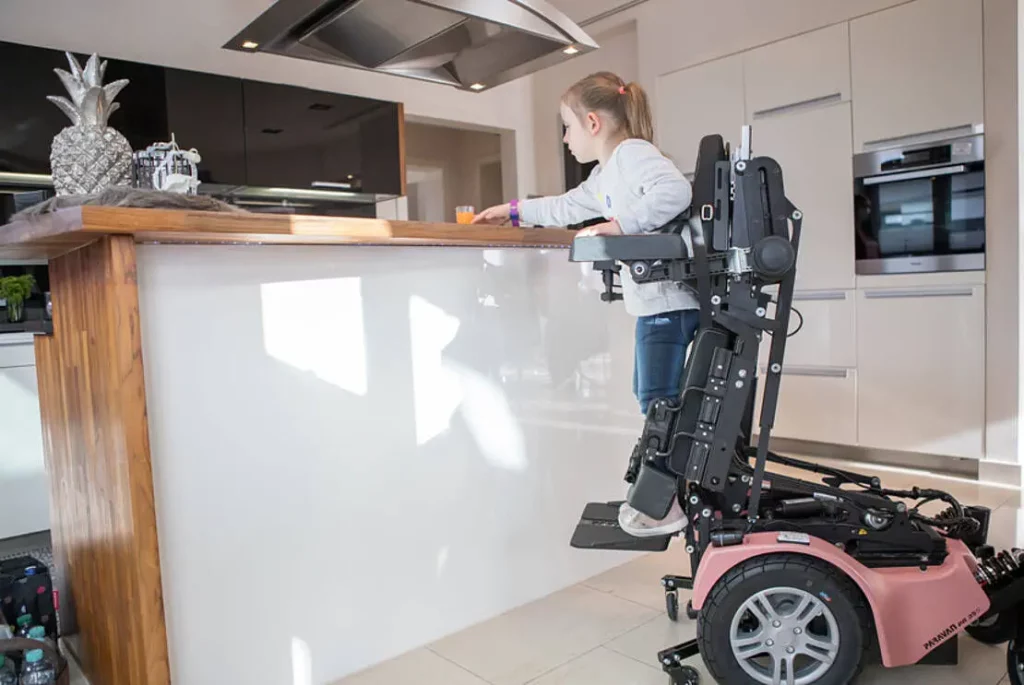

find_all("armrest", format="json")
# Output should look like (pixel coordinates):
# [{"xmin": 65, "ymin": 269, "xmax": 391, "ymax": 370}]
[{"xmin": 569, "ymin": 234, "xmax": 691, "ymax": 263}]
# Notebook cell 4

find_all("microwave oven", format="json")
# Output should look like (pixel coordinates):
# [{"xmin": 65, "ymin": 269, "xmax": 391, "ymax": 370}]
[{"xmin": 853, "ymin": 133, "xmax": 984, "ymax": 275}]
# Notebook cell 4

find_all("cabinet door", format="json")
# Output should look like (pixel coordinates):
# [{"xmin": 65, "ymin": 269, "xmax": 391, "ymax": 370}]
[
  {"xmin": 0, "ymin": 42, "xmax": 85, "ymax": 174},
  {"xmin": 759, "ymin": 290, "xmax": 856, "ymax": 369},
  {"xmin": 755, "ymin": 367, "xmax": 857, "ymax": 446},
  {"xmin": 752, "ymin": 102, "xmax": 856, "ymax": 290},
  {"xmin": 655, "ymin": 54, "xmax": 745, "ymax": 174},
  {"xmin": 243, "ymin": 80, "xmax": 395, "ymax": 191},
  {"xmin": 850, "ymin": 0, "xmax": 984, "ymax": 149},
  {"xmin": 856, "ymin": 284, "xmax": 985, "ymax": 458},
  {"xmin": 165, "ymin": 69, "xmax": 247, "ymax": 186},
  {"xmin": 744, "ymin": 22, "xmax": 850, "ymax": 118},
  {"xmin": 0, "ymin": 364, "xmax": 50, "ymax": 539}
]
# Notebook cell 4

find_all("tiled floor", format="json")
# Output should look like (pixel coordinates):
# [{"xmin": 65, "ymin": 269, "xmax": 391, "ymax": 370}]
[{"xmin": 335, "ymin": 456, "xmax": 1021, "ymax": 685}]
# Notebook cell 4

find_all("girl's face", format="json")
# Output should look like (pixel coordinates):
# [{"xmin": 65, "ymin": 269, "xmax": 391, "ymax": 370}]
[{"xmin": 561, "ymin": 103, "xmax": 601, "ymax": 164}]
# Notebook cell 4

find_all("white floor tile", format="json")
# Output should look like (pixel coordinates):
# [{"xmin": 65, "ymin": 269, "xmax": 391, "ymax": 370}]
[
  {"xmin": 605, "ymin": 614, "xmax": 697, "ymax": 669},
  {"xmin": 430, "ymin": 584, "xmax": 657, "ymax": 685},
  {"xmin": 582, "ymin": 547, "xmax": 691, "ymax": 611},
  {"xmin": 526, "ymin": 647, "xmax": 666, "ymax": 685},
  {"xmin": 333, "ymin": 648, "xmax": 489, "ymax": 685}
]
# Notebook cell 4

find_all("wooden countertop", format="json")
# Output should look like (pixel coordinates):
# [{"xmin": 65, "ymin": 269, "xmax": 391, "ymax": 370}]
[{"xmin": 0, "ymin": 206, "xmax": 575, "ymax": 260}]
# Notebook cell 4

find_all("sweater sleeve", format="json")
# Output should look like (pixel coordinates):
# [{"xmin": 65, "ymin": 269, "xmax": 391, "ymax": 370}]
[
  {"xmin": 518, "ymin": 167, "xmax": 604, "ymax": 227},
  {"xmin": 613, "ymin": 143, "xmax": 692, "ymax": 235}
]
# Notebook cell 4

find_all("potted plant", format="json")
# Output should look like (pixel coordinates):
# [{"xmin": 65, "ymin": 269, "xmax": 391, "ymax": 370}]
[{"xmin": 0, "ymin": 274, "xmax": 36, "ymax": 324}]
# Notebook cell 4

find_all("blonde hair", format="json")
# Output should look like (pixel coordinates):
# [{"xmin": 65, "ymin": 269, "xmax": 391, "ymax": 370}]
[{"xmin": 562, "ymin": 71, "xmax": 654, "ymax": 143}]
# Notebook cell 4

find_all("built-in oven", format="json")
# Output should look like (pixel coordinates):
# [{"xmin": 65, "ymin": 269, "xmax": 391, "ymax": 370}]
[{"xmin": 853, "ymin": 133, "xmax": 984, "ymax": 275}]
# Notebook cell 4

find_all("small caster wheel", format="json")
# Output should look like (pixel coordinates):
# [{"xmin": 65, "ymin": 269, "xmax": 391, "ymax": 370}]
[
  {"xmin": 665, "ymin": 590, "xmax": 679, "ymax": 622},
  {"xmin": 668, "ymin": 665, "xmax": 700, "ymax": 685},
  {"xmin": 685, "ymin": 599, "xmax": 698, "ymax": 620}
]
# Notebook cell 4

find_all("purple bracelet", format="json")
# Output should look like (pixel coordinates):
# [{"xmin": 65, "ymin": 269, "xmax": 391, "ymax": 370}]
[{"xmin": 509, "ymin": 199, "xmax": 520, "ymax": 227}]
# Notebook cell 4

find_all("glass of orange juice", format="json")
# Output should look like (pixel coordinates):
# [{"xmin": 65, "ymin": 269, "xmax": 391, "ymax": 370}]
[{"xmin": 456, "ymin": 205, "xmax": 475, "ymax": 224}]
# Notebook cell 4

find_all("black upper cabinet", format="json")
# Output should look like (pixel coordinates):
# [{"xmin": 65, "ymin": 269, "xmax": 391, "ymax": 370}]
[
  {"xmin": 0, "ymin": 42, "xmax": 168, "ymax": 174},
  {"xmin": 243, "ymin": 80, "xmax": 400, "ymax": 193},
  {"xmin": 0, "ymin": 42, "xmax": 79, "ymax": 174},
  {"xmin": 164, "ymin": 69, "xmax": 247, "ymax": 186},
  {"xmin": 0, "ymin": 40, "xmax": 404, "ymax": 196},
  {"xmin": 102, "ymin": 58, "xmax": 169, "ymax": 152}
]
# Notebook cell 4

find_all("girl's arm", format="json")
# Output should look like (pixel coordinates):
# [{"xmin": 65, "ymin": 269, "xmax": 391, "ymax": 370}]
[
  {"xmin": 517, "ymin": 170, "xmax": 604, "ymax": 227},
  {"xmin": 613, "ymin": 144, "xmax": 693, "ymax": 235}
]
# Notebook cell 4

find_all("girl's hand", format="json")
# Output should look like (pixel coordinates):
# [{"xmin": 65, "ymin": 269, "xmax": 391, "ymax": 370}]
[
  {"xmin": 471, "ymin": 203, "xmax": 511, "ymax": 224},
  {"xmin": 577, "ymin": 220, "xmax": 623, "ymax": 237}
]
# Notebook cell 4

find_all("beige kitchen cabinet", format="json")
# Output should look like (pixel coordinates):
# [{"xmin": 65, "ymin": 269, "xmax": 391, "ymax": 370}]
[
  {"xmin": 758, "ymin": 290, "xmax": 856, "ymax": 369},
  {"xmin": 743, "ymin": 22, "xmax": 850, "ymax": 119},
  {"xmin": 856, "ymin": 284, "xmax": 985, "ymax": 459},
  {"xmin": 850, "ymin": 0, "xmax": 984, "ymax": 150},
  {"xmin": 753, "ymin": 366, "xmax": 858, "ymax": 446},
  {"xmin": 655, "ymin": 54, "xmax": 745, "ymax": 174},
  {"xmin": 750, "ymin": 101, "xmax": 856, "ymax": 291}
]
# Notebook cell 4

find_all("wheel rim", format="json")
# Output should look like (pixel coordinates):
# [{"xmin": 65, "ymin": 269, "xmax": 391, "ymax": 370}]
[{"xmin": 729, "ymin": 586, "xmax": 840, "ymax": 685}]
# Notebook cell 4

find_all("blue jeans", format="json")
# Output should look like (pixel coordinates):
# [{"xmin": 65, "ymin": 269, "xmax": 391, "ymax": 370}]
[{"xmin": 633, "ymin": 309, "xmax": 701, "ymax": 414}]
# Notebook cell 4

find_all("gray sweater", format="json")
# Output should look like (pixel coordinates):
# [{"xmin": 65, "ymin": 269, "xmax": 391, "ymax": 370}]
[{"xmin": 519, "ymin": 139, "xmax": 698, "ymax": 316}]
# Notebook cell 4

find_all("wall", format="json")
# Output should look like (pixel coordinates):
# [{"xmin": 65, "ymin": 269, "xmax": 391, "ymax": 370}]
[
  {"xmin": 404, "ymin": 123, "xmax": 502, "ymax": 222},
  {"xmin": 983, "ymin": 0, "xmax": 1019, "ymax": 469},
  {"xmin": 0, "ymin": 0, "xmax": 537, "ymax": 198},
  {"xmin": 530, "ymin": 21, "xmax": 639, "ymax": 196}
]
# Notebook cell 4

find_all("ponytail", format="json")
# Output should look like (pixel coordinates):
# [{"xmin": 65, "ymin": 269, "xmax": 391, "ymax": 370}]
[
  {"xmin": 562, "ymin": 71, "xmax": 655, "ymax": 143},
  {"xmin": 621, "ymin": 82, "xmax": 654, "ymax": 143}
]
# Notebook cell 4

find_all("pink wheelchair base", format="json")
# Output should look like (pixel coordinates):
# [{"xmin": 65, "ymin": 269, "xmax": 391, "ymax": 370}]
[{"xmin": 690, "ymin": 532, "xmax": 991, "ymax": 667}]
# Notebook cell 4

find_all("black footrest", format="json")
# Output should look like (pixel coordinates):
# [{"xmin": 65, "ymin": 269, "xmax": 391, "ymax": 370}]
[{"xmin": 570, "ymin": 501, "xmax": 671, "ymax": 552}]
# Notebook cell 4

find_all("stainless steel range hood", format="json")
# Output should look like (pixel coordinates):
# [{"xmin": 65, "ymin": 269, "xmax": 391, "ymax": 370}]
[{"xmin": 224, "ymin": 0, "xmax": 599, "ymax": 91}]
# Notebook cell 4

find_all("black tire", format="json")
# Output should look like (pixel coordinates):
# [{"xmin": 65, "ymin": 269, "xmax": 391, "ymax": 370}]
[
  {"xmin": 667, "ymin": 665, "xmax": 700, "ymax": 685},
  {"xmin": 967, "ymin": 612, "xmax": 1015, "ymax": 645},
  {"xmin": 696, "ymin": 554, "xmax": 871, "ymax": 685},
  {"xmin": 1008, "ymin": 638, "xmax": 1024, "ymax": 685},
  {"xmin": 667, "ymin": 591, "xmax": 680, "ymax": 622}
]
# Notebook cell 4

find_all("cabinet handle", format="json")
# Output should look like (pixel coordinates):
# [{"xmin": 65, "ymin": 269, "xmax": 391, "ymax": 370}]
[
  {"xmin": 862, "ymin": 124, "xmax": 980, "ymax": 151},
  {"xmin": 762, "ymin": 366, "xmax": 849, "ymax": 378},
  {"xmin": 778, "ymin": 366, "xmax": 849, "ymax": 379},
  {"xmin": 311, "ymin": 181, "xmax": 357, "ymax": 189},
  {"xmin": 752, "ymin": 92, "xmax": 842, "ymax": 119},
  {"xmin": 793, "ymin": 291, "xmax": 847, "ymax": 302},
  {"xmin": 862, "ymin": 165, "xmax": 966, "ymax": 186},
  {"xmin": 864, "ymin": 287, "xmax": 974, "ymax": 300}
]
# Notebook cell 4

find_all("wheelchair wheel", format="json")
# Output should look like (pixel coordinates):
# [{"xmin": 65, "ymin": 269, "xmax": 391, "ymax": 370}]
[
  {"xmin": 967, "ymin": 612, "xmax": 1015, "ymax": 645},
  {"xmin": 696, "ymin": 554, "xmax": 870, "ymax": 685},
  {"xmin": 666, "ymin": 590, "xmax": 679, "ymax": 622},
  {"xmin": 1008, "ymin": 637, "xmax": 1024, "ymax": 685}
]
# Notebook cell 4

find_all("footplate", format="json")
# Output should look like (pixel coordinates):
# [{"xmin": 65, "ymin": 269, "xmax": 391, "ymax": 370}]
[{"xmin": 569, "ymin": 502, "xmax": 671, "ymax": 552}]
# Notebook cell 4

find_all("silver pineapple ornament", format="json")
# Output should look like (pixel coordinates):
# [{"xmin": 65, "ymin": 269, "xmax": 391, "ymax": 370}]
[{"xmin": 47, "ymin": 52, "xmax": 133, "ymax": 196}]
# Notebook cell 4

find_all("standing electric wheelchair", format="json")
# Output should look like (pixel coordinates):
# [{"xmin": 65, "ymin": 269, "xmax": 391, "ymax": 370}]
[{"xmin": 567, "ymin": 125, "xmax": 1024, "ymax": 685}]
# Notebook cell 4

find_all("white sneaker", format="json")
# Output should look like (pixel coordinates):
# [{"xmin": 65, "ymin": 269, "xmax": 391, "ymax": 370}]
[{"xmin": 618, "ymin": 498, "xmax": 688, "ymax": 538}]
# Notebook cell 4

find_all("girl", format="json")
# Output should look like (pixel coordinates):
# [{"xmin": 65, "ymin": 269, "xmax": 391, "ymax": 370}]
[{"xmin": 472, "ymin": 71, "xmax": 698, "ymax": 538}]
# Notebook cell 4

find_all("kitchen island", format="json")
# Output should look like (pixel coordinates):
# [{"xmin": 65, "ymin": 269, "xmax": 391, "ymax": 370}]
[{"xmin": 0, "ymin": 207, "xmax": 643, "ymax": 685}]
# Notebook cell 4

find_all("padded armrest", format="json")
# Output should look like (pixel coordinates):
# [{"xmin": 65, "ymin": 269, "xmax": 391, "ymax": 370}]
[{"xmin": 569, "ymin": 234, "xmax": 691, "ymax": 263}]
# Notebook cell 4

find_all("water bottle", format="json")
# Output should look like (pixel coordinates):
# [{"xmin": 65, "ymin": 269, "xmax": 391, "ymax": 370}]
[
  {"xmin": 13, "ymin": 615, "xmax": 31, "ymax": 639},
  {"xmin": 26, "ymin": 627, "xmax": 54, "ymax": 654},
  {"xmin": 19, "ymin": 649, "xmax": 55, "ymax": 685},
  {"xmin": 0, "ymin": 655, "xmax": 16, "ymax": 685}
]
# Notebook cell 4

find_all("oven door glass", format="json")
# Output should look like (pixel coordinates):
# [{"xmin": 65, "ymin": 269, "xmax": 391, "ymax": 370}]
[{"xmin": 855, "ymin": 165, "xmax": 985, "ymax": 262}]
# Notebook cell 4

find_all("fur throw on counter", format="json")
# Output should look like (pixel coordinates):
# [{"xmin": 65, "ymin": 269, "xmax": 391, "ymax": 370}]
[{"xmin": 12, "ymin": 186, "xmax": 248, "ymax": 221}]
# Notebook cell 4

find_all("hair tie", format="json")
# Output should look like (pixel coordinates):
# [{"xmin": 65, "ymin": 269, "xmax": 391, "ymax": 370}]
[{"xmin": 618, "ymin": 85, "xmax": 626, "ymax": 95}]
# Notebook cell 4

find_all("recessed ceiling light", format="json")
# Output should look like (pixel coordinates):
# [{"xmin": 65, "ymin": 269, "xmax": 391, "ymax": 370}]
[
  {"xmin": 469, "ymin": 83, "xmax": 486, "ymax": 91},
  {"xmin": 241, "ymin": 40, "xmax": 259, "ymax": 50},
  {"xmin": 563, "ymin": 45, "xmax": 579, "ymax": 55}
]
